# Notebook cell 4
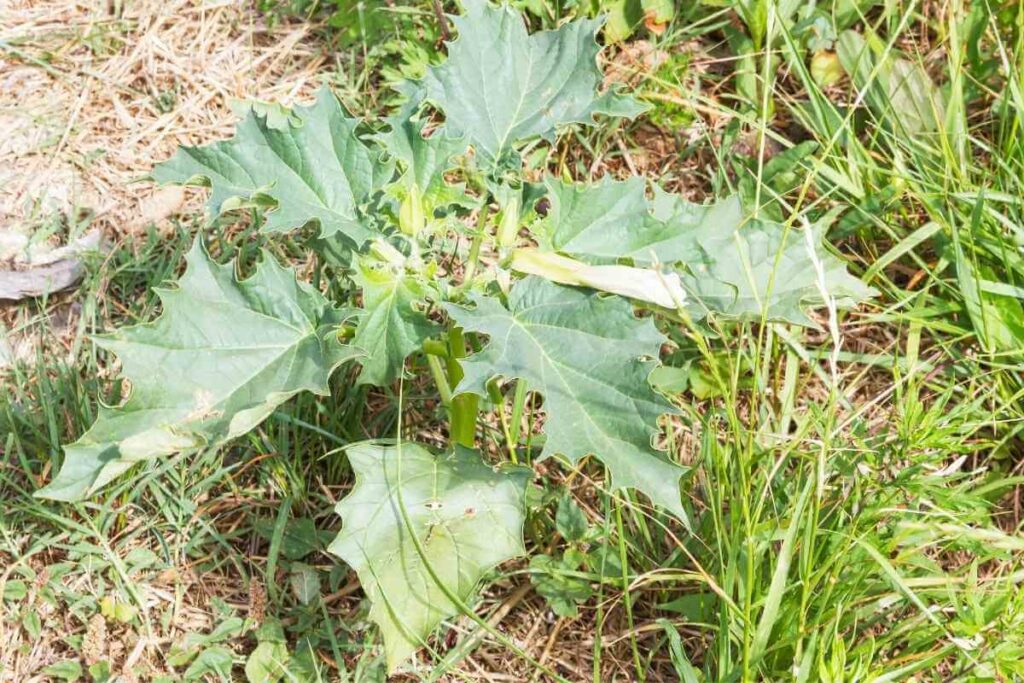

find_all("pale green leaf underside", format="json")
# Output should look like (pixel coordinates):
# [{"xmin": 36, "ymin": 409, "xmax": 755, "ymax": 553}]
[
  {"xmin": 422, "ymin": 0, "xmax": 647, "ymax": 164},
  {"xmin": 38, "ymin": 240, "xmax": 359, "ymax": 501},
  {"xmin": 539, "ymin": 176, "xmax": 876, "ymax": 325},
  {"xmin": 152, "ymin": 87, "xmax": 394, "ymax": 245},
  {"xmin": 351, "ymin": 258, "xmax": 438, "ymax": 386},
  {"xmin": 446, "ymin": 277, "xmax": 686, "ymax": 518},
  {"xmin": 329, "ymin": 443, "xmax": 529, "ymax": 672}
]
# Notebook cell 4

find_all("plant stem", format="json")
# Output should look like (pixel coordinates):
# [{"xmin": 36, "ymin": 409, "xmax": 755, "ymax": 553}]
[
  {"xmin": 422, "ymin": 338, "xmax": 448, "ymax": 358},
  {"xmin": 509, "ymin": 378, "xmax": 528, "ymax": 424},
  {"xmin": 445, "ymin": 197, "xmax": 490, "ymax": 448},
  {"xmin": 447, "ymin": 326, "xmax": 479, "ymax": 448},
  {"xmin": 503, "ymin": 378, "xmax": 529, "ymax": 464},
  {"xmin": 461, "ymin": 202, "xmax": 490, "ymax": 285},
  {"xmin": 426, "ymin": 354, "xmax": 453, "ymax": 407},
  {"xmin": 615, "ymin": 496, "xmax": 645, "ymax": 682},
  {"xmin": 496, "ymin": 382, "xmax": 519, "ymax": 465}
]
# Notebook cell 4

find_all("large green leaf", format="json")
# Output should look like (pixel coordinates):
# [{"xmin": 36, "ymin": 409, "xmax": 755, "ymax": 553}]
[
  {"xmin": 37, "ymin": 240, "xmax": 359, "ymax": 501},
  {"xmin": 535, "ymin": 176, "xmax": 875, "ymax": 324},
  {"xmin": 682, "ymin": 220, "xmax": 878, "ymax": 325},
  {"xmin": 350, "ymin": 257, "xmax": 438, "ymax": 386},
  {"xmin": 537, "ymin": 176, "xmax": 740, "ymax": 265},
  {"xmin": 446, "ymin": 277, "xmax": 686, "ymax": 518},
  {"xmin": 329, "ymin": 442, "xmax": 530, "ymax": 671},
  {"xmin": 421, "ymin": 0, "xmax": 647, "ymax": 166},
  {"xmin": 152, "ymin": 87, "xmax": 395, "ymax": 245}
]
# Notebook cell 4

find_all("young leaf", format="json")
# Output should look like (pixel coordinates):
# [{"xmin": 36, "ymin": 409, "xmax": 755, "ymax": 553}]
[
  {"xmin": 152, "ymin": 87, "xmax": 395, "ymax": 246},
  {"xmin": 529, "ymin": 551, "xmax": 593, "ymax": 617},
  {"xmin": 446, "ymin": 277, "xmax": 687, "ymax": 519},
  {"xmin": 375, "ymin": 114, "xmax": 471, "ymax": 234},
  {"xmin": 183, "ymin": 646, "xmax": 235, "ymax": 681},
  {"xmin": 41, "ymin": 661, "xmax": 83, "ymax": 681},
  {"xmin": 329, "ymin": 442, "xmax": 530, "ymax": 672},
  {"xmin": 38, "ymin": 240, "xmax": 359, "ymax": 501},
  {"xmin": 289, "ymin": 563, "xmax": 321, "ymax": 606},
  {"xmin": 350, "ymin": 257, "xmax": 438, "ymax": 386},
  {"xmin": 556, "ymin": 493, "xmax": 589, "ymax": 543},
  {"xmin": 421, "ymin": 0, "xmax": 647, "ymax": 166},
  {"xmin": 245, "ymin": 641, "xmax": 289, "ymax": 683}
]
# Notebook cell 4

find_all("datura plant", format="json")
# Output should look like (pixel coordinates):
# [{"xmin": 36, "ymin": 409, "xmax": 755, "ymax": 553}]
[{"xmin": 38, "ymin": 0, "xmax": 875, "ymax": 672}]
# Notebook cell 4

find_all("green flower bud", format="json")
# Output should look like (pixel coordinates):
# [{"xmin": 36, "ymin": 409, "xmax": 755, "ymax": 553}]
[{"xmin": 399, "ymin": 183, "xmax": 426, "ymax": 237}]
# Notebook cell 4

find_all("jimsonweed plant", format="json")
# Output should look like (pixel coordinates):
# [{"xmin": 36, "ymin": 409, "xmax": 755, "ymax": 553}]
[{"xmin": 39, "ymin": 0, "xmax": 874, "ymax": 671}]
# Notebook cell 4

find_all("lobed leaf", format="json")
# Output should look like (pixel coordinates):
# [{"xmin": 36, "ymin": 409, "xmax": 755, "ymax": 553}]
[
  {"xmin": 537, "ymin": 175, "xmax": 740, "ymax": 265},
  {"xmin": 329, "ymin": 442, "xmax": 530, "ymax": 672},
  {"xmin": 536, "ymin": 175, "xmax": 875, "ymax": 324},
  {"xmin": 421, "ymin": 0, "xmax": 647, "ymax": 166},
  {"xmin": 375, "ymin": 113, "xmax": 472, "ymax": 222},
  {"xmin": 446, "ymin": 277, "xmax": 687, "ymax": 519},
  {"xmin": 38, "ymin": 240, "xmax": 359, "ymax": 501},
  {"xmin": 681, "ymin": 219, "xmax": 878, "ymax": 326},
  {"xmin": 152, "ymin": 87, "xmax": 394, "ymax": 246},
  {"xmin": 350, "ymin": 257, "xmax": 439, "ymax": 386}
]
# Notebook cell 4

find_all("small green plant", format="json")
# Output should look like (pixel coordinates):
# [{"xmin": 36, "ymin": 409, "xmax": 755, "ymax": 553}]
[
  {"xmin": 37, "ymin": 0, "xmax": 874, "ymax": 672},
  {"xmin": 517, "ymin": 0, "xmax": 675, "ymax": 41}
]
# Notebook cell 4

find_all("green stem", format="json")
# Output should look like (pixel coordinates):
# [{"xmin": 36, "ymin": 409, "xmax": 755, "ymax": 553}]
[
  {"xmin": 509, "ymin": 379, "xmax": 528, "ymax": 441},
  {"xmin": 447, "ymin": 326, "xmax": 479, "ymax": 448},
  {"xmin": 422, "ymin": 338, "xmax": 448, "ymax": 358},
  {"xmin": 615, "ymin": 497, "xmax": 645, "ymax": 683},
  {"xmin": 426, "ymin": 354, "xmax": 453, "ymax": 407},
  {"xmin": 461, "ymin": 202, "xmax": 490, "ymax": 285},
  {"xmin": 447, "ymin": 197, "xmax": 489, "ymax": 447},
  {"xmin": 501, "ymin": 379, "xmax": 529, "ymax": 464},
  {"xmin": 495, "ymin": 382, "xmax": 519, "ymax": 465}
]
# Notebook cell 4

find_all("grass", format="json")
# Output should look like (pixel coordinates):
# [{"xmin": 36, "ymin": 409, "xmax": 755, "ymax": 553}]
[{"xmin": 3, "ymin": 0, "xmax": 1024, "ymax": 680}]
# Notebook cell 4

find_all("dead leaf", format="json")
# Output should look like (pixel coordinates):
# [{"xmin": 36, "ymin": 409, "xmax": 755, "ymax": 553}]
[
  {"xmin": 644, "ymin": 10, "xmax": 667, "ymax": 36},
  {"xmin": 130, "ymin": 186, "xmax": 186, "ymax": 233}
]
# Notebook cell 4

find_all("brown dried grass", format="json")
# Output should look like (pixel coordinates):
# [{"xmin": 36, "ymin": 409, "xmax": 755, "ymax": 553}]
[
  {"xmin": 0, "ymin": 1, "xmax": 327, "ymax": 679},
  {"xmin": 1, "ymin": 0, "xmax": 329, "ymax": 242}
]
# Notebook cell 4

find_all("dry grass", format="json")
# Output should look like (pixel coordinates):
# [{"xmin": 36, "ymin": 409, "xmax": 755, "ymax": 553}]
[
  {"xmin": 0, "ymin": 545, "xmax": 256, "ymax": 680},
  {"xmin": 0, "ymin": 1, "xmax": 333, "ymax": 678},
  {"xmin": 1, "ymin": 0, "xmax": 330, "ymax": 242}
]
